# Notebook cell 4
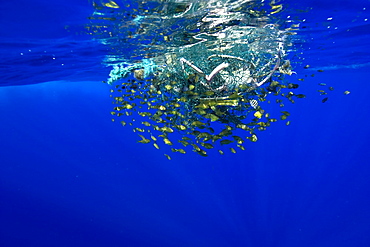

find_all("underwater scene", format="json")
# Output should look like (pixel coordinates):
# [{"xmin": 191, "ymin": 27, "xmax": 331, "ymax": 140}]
[{"xmin": 1, "ymin": 0, "xmax": 370, "ymax": 246}]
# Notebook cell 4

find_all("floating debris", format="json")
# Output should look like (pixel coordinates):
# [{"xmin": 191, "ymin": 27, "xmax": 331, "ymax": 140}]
[{"xmin": 89, "ymin": 0, "xmax": 304, "ymax": 158}]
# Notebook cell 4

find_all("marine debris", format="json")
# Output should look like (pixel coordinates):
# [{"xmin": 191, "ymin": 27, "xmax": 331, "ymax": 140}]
[{"xmin": 89, "ymin": 0, "xmax": 303, "ymax": 157}]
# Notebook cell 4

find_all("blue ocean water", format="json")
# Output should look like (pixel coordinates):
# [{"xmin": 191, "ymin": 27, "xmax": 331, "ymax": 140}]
[{"xmin": 1, "ymin": 0, "xmax": 370, "ymax": 247}]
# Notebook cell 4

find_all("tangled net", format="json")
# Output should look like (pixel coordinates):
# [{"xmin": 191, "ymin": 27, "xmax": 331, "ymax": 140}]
[{"xmin": 89, "ymin": 0, "xmax": 303, "ymax": 158}]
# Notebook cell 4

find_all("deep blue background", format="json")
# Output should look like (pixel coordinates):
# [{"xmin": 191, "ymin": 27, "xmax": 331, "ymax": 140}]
[{"xmin": 1, "ymin": 1, "xmax": 370, "ymax": 247}]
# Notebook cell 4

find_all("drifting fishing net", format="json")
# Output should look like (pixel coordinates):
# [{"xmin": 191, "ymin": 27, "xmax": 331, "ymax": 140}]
[{"xmin": 88, "ymin": 0, "xmax": 302, "ymax": 157}]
